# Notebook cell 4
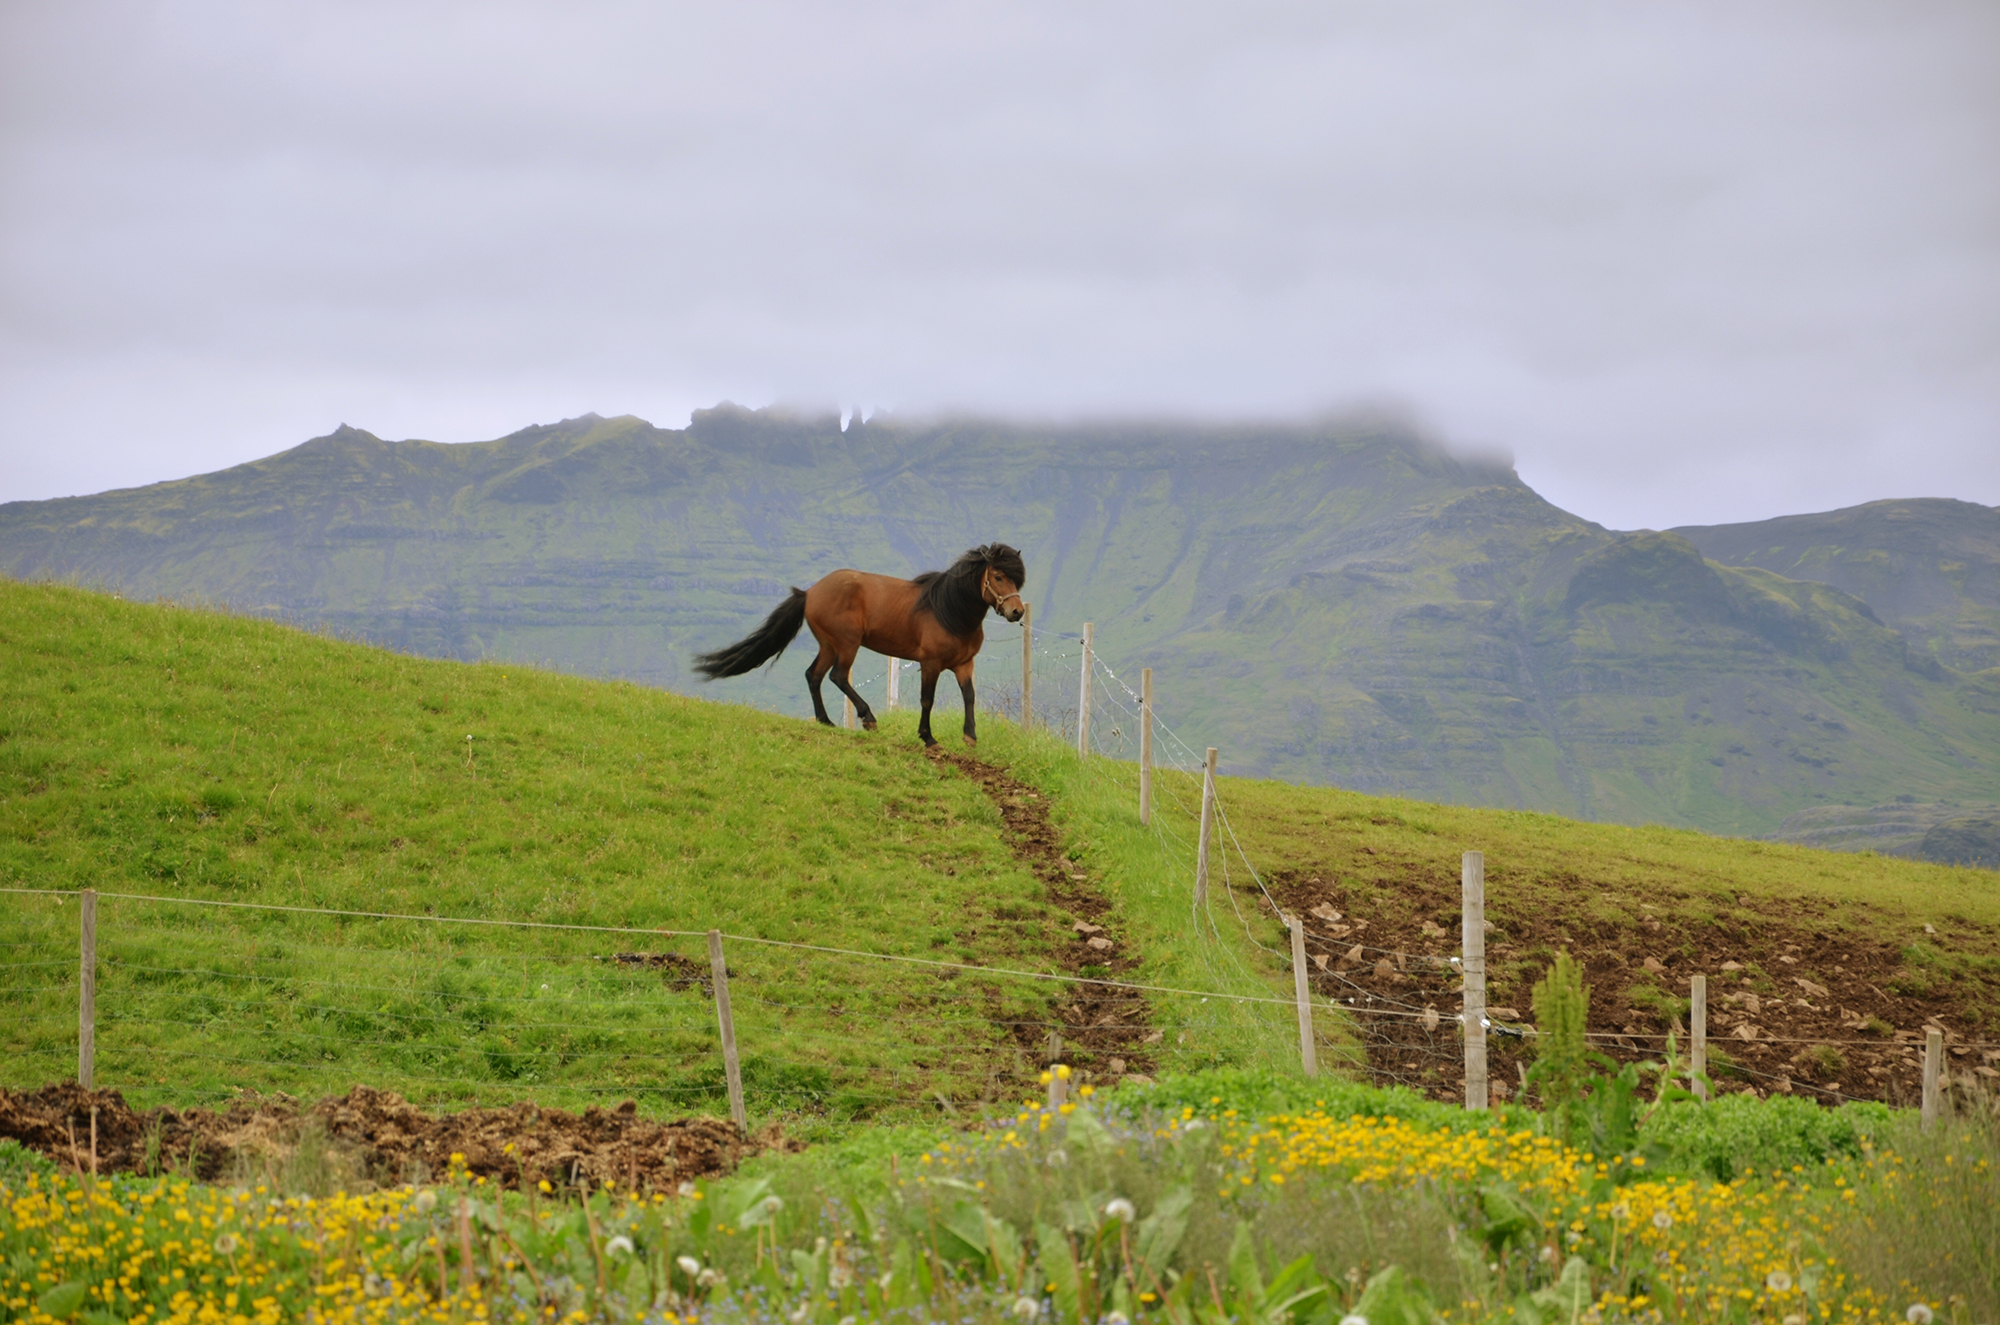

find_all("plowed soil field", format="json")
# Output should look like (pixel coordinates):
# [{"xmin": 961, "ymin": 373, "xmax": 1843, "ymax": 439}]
[{"xmin": 0, "ymin": 1082, "xmax": 786, "ymax": 1188}]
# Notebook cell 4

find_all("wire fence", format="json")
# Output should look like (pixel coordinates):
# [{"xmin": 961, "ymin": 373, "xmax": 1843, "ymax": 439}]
[
  {"xmin": 6, "ymin": 625, "xmax": 1991, "ymax": 1123},
  {"xmin": 886, "ymin": 623, "xmax": 1999, "ymax": 1112},
  {"xmin": 0, "ymin": 882, "xmax": 1372, "ymax": 1125}
]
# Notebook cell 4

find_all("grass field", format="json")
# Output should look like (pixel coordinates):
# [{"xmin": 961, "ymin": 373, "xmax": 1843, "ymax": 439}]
[
  {"xmin": 3, "ymin": 580, "xmax": 1994, "ymax": 1128},
  {"xmin": 0, "ymin": 581, "xmax": 1157, "ymax": 1123}
]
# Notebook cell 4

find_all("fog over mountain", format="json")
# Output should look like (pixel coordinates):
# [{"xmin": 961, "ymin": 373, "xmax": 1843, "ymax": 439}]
[
  {"xmin": 3, "ymin": 2, "xmax": 1996, "ymax": 528},
  {"xmin": 5, "ymin": 407, "xmax": 1996, "ymax": 850}
]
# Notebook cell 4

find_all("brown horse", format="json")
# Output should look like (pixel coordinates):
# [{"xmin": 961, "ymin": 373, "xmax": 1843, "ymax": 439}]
[{"xmin": 692, "ymin": 544, "xmax": 1027, "ymax": 746}]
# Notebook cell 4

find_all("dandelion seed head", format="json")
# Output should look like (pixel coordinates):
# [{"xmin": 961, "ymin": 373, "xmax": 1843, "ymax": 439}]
[
  {"xmin": 1103, "ymin": 1197, "xmax": 1136, "ymax": 1223},
  {"xmin": 1766, "ymin": 1271, "xmax": 1793, "ymax": 1292},
  {"xmin": 606, "ymin": 1236, "xmax": 634, "ymax": 1257},
  {"xmin": 1652, "ymin": 1210, "xmax": 1674, "ymax": 1230},
  {"xmin": 1012, "ymin": 1297, "xmax": 1040, "ymax": 1320},
  {"xmin": 413, "ymin": 1191, "xmax": 438, "ymax": 1215},
  {"xmin": 212, "ymin": 1232, "xmax": 239, "ymax": 1255},
  {"xmin": 677, "ymin": 1255, "xmax": 702, "ymax": 1276},
  {"xmin": 1907, "ymin": 1306, "xmax": 1934, "ymax": 1325}
]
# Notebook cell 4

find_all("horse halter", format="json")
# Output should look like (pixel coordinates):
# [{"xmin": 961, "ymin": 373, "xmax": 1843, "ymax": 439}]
[{"xmin": 981, "ymin": 566, "xmax": 1025, "ymax": 615}]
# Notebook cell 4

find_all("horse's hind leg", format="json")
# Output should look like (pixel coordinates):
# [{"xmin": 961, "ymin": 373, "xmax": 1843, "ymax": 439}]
[
  {"xmin": 805, "ymin": 645, "xmax": 836, "ymax": 726},
  {"xmin": 830, "ymin": 649, "xmax": 878, "ymax": 731}
]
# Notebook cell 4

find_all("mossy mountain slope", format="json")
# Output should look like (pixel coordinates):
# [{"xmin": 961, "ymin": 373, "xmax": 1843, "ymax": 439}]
[
  {"xmin": 3, "ymin": 408, "xmax": 1996, "ymax": 837},
  {"xmin": 1678, "ymin": 498, "xmax": 2000, "ymax": 675}
]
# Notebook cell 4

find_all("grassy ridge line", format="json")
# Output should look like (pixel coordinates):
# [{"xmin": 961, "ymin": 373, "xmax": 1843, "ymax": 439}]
[
  {"xmin": 2, "ymin": 581, "xmax": 1186, "ymax": 1121},
  {"xmin": 8, "ymin": 580, "xmax": 1989, "ymax": 1120}
]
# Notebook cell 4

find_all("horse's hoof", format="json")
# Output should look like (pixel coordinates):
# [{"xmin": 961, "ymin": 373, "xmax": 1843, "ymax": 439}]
[
  {"xmin": 862, "ymin": 719, "xmax": 878, "ymax": 732},
  {"xmin": 963, "ymin": 737, "xmax": 977, "ymax": 749}
]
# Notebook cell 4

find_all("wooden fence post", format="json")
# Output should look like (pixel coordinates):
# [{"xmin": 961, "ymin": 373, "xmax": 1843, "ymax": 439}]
[
  {"xmin": 887, "ymin": 659, "xmax": 899, "ymax": 711},
  {"xmin": 842, "ymin": 695, "xmax": 855, "ymax": 729},
  {"xmin": 1922, "ymin": 1027, "xmax": 1943, "ymax": 1129},
  {"xmin": 78, "ymin": 889, "xmax": 96, "ymax": 1091},
  {"xmin": 1461, "ymin": 852, "xmax": 1487, "ymax": 1111},
  {"xmin": 707, "ymin": 930, "xmax": 748, "ymax": 1133},
  {"xmin": 1193, "ymin": 748, "xmax": 1218, "ymax": 909},
  {"xmin": 1139, "ymin": 668, "xmax": 1153, "ymax": 825},
  {"xmin": 1020, "ymin": 604, "xmax": 1032, "ymax": 730},
  {"xmin": 1046, "ymin": 1063, "xmax": 1068, "ymax": 1112},
  {"xmin": 1077, "ymin": 623, "xmax": 1093, "ymax": 758},
  {"xmin": 1289, "ymin": 914, "xmax": 1318, "ymax": 1076},
  {"xmin": 1689, "ymin": 974, "xmax": 1708, "ymax": 1101}
]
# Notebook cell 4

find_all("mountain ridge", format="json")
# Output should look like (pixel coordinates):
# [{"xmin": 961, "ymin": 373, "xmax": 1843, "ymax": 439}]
[{"xmin": 4, "ymin": 407, "xmax": 1995, "ymax": 844}]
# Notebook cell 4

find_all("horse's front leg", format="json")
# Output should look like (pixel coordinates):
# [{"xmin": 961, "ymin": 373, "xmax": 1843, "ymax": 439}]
[
  {"xmin": 955, "ymin": 662, "xmax": 977, "ymax": 747},
  {"xmin": 916, "ymin": 665, "xmax": 943, "ymax": 747}
]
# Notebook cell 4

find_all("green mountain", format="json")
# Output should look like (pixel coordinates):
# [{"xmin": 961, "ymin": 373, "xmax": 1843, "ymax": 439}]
[
  {"xmin": 1676, "ymin": 498, "xmax": 2000, "ymax": 675},
  {"xmin": 4, "ymin": 406, "xmax": 1996, "ymax": 839}
]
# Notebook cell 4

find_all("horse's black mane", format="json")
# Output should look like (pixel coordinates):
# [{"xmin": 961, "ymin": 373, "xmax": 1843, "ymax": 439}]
[{"xmin": 913, "ymin": 543, "xmax": 1026, "ymax": 638}]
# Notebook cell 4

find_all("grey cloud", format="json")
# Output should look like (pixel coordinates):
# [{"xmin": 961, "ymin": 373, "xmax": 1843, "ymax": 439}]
[{"xmin": 2, "ymin": 0, "xmax": 1995, "ymax": 527}]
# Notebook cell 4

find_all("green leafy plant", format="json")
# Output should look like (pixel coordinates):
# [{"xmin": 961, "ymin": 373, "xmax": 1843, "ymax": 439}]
[{"xmin": 1527, "ymin": 953, "xmax": 1605, "ymax": 1136}]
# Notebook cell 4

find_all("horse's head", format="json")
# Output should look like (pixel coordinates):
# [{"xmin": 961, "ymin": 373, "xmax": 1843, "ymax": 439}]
[{"xmin": 975, "ymin": 543, "xmax": 1027, "ymax": 623}]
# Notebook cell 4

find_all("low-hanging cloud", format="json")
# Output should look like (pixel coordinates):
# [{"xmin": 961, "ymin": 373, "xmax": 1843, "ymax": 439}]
[{"xmin": 2, "ymin": 0, "xmax": 1995, "ymax": 527}]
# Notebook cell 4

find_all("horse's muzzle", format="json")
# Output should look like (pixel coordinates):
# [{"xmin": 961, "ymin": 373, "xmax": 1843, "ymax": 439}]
[{"xmin": 1005, "ymin": 605, "xmax": 1025, "ymax": 623}]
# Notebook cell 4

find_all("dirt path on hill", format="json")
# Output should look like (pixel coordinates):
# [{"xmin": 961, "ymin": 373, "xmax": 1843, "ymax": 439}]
[
  {"xmin": 0, "ymin": 1082, "xmax": 786, "ymax": 1188},
  {"xmin": 929, "ymin": 750, "xmax": 1158, "ymax": 1086},
  {"xmin": 1263, "ymin": 867, "xmax": 2000, "ymax": 1109}
]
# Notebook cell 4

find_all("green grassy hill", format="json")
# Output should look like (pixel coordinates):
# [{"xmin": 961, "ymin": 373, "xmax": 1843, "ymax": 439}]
[
  {"xmin": 5, "ymin": 408, "xmax": 1997, "ymax": 837},
  {"xmin": 4, "ymin": 583, "xmax": 1995, "ymax": 1124}
]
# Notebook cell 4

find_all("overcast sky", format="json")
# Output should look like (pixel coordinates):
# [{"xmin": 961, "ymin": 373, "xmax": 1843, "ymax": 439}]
[{"xmin": 2, "ymin": 1, "xmax": 1995, "ymax": 529}]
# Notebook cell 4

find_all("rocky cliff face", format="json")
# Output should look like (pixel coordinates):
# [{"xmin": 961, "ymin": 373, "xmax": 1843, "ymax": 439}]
[{"xmin": 5, "ymin": 406, "xmax": 1996, "ymax": 843}]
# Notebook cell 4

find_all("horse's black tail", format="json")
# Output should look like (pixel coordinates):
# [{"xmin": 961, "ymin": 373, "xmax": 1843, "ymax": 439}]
[{"xmin": 692, "ymin": 588, "xmax": 809, "ymax": 679}]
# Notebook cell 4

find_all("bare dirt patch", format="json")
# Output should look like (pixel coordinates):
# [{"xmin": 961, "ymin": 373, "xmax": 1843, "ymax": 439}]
[
  {"xmin": 1264, "ymin": 866, "xmax": 2000, "ymax": 1109},
  {"xmin": 612, "ymin": 950, "xmax": 718, "ymax": 995},
  {"xmin": 930, "ymin": 750, "xmax": 1157, "ymax": 1085},
  {"xmin": 0, "ymin": 1082, "xmax": 787, "ymax": 1188}
]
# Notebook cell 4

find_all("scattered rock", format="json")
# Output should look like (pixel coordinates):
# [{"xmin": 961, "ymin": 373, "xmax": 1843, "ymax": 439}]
[
  {"xmin": 1373, "ymin": 958, "xmax": 1396, "ymax": 979},
  {"xmin": 1072, "ymin": 921, "xmax": 1104, "ymax": 936},
  {"xmin": 1086, "ymin": 936, "xmax": 1114, "ymax": 951},
  {"xmin": 1488, "ymin": 1007, "xmax": 1521, "ymax": 1021},
  {"xmin": 1794, "ymin": 976, "xmax": 1829, "ymax": 998},
  {"xmin": 1642, "ymin": 956, "xmax": 1666, "ymax": 973},
  {"xmin": 1733, "ymin": 1024, "xmax": 1760, "ymax": 1042},
  {"xmin": 1421, "ymin": 1007, "xmax": 1440, "ymax": 1032},
  {"xmin": 1720, "ymin": 960, "xmax": 1743, "ymax": 971},
  {"xmin": 1342, "ymin": 944, "xmax": 1365, "ymax": 965},
  {"xmin": 1309, "ymin": 904, "xmax": 1343, "ymax": 923},
  {"xmin": 1311, "ymin": 953, "xmax": 1329, "ymax": 970},
  {"xmin": 1419, "ymin": 921, "xmax": 1448, "ymax": 938}
]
